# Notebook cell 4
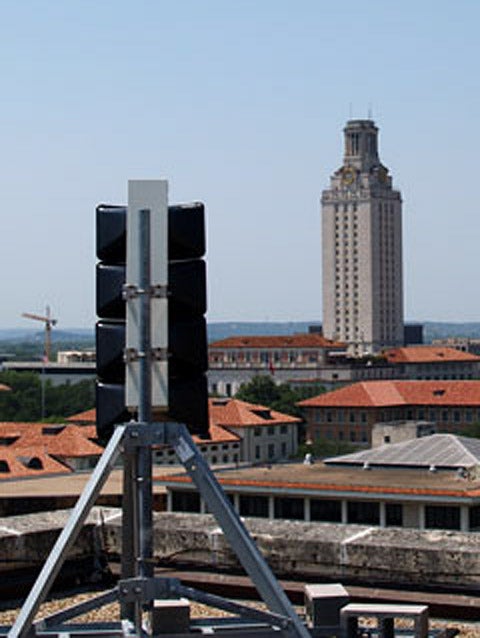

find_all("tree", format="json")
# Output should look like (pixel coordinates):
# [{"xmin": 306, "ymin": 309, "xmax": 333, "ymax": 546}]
[
  {"xmin": 459, "ymin": 422, "xmax": 480, "ymax": 439},
  {"xmin": 235, "ymin": 375, "xmax": 325, "ymax": 419},
  {"xmin": 0, "ymin": 370, "xmax": 95, "ymax": 422},
  {"xmin": 296, "ymin": 437, "xmax": 359, "ymax": 461}
]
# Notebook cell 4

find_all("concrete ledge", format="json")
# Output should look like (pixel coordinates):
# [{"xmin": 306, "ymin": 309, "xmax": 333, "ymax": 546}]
[
  {"xmin": 2, "ymin": 508, "xmax": 479, "ymax": 594},
  {"xmin": 103, "ymin": 512, "xmax": 480, "ymax": 589},
  {"xmin": 0, "ymin": 507, "xmax": 120, "ymax": 574}
]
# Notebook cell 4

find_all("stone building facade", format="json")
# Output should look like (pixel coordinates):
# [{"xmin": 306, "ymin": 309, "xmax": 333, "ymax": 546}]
[
  {"xmin": 208, "ymin": 333, "xmax": 345, "ymax": 396},
  {"xmin": 299, "ymin": 379, "xmax": 480, "ymax": 445},
  {"xmin": 153, "ymin": 398, "xmax": 301, "ymax": 466},
  {"xmin": 322, "ymin": 120, "xmax": 403, "ymax": 355}
]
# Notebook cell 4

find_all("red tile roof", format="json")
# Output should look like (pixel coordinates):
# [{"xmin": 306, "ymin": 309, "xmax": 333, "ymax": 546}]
[
  {"xmin": 160, "ymin": 473, "xmax": 480, "ymax": 499},
  {"xmin": 38, "ymin": 426, "xmax": 104, "ymax": 457},
  {"xmin": 80, "ymin": 402, "xmax": 300, "ymax": 439},
  {"xmin": 384, "ymin": 346, "xmax": 480, "ymax": 363},
  {"xmin": 209, "ymin": 334, "xmax": 345, "ymax": 349},
  {"xmin": 298, "ymin": 380, "xmax": 480, "ymax": 408},
  {"xmin": 66, "ymin": 409, "xmax": 96, "ymax": 424},
  {"xmin": 0, "ymin": 422, "xmax": 103, "ymax": 465},
  {"xmin": 0, "ymin": 448, "xmax": 70, "ymax": 478},
  {"xmin": 209, "ymin": 398, "xmax": 301, "ymax": 428},
  {"xmin": 193, "ymin": 423, "xmax": 240, "ymax": 444}
]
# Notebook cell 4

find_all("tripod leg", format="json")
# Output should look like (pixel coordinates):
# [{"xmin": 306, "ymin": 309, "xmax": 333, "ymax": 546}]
[
  {"xmin": 170, "ymin": 424, "xmax": 310, "ymax": 638},
  {"xmin": 8, "ymin": 425, "xmax": 126, "ymax": 638}
]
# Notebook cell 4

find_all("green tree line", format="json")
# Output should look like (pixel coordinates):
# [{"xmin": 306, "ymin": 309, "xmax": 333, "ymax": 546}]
[
  {"xmin": 234, "ymin": 374, "xmax": 325, "ymax": 418},
  {"xmin": 0, "ymin": 371, "xmax": 95, "ymax": 422}
]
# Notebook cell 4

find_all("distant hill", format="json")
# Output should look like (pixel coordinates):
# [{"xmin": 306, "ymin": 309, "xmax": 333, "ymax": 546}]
[
  {"xmin": 2, "ymin": 321, "xmax": 480, "ymax": 348},
  {"xmin": 0, "ymin": 328, "xmax": 94, "ymax": 342},
  {"xmin": 208, "ymin": 321, "xmax": 480, "ymax": 344},
  {"xmin": 207, "ymin": 321, "xmax": 319, "ymax": 343},
  {"xmin": 423, "ymin": 322, "xmax": 480, "ymax": 342}
]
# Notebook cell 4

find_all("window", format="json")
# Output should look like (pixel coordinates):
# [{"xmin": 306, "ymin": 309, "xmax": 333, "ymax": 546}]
[
  {"xmin": 267, "ymin": 426, "xmax": 275, "ymax": 436},
  {"xmin": 425, "ymin": 505, "xmax": 460, "ymax": 530},
  {"xmin": 386, "ymin": 503, "xmax": 403, "ymax": 527},
  {"xmin": 240, "ymin": 495, "xmax": 269, "ymax": 518},
  {"xmin": 281, "ymin": 442, "xmax": 287, "ymax": 457},
  {"xmin": 274, "ymin": 497, "xmax": 304, "ymax": 520},
  {"xmin": 310, "ymin": 499, "xmax": 342, "ymax": 522},
  {"xmin": 172, "ymin": 490, "xmax": 201, "ymax": 513},
  {"xmin": 469, "ymin": 505, "xmax": 480, "ymax": 531},
  {"xmin": 255, "ymin": 446, "xmax": 261, "ymax": 460},
  {"xmin": 347, "ymin": 501, "xmax": 380, "ymax": 525},
  {"xmin": 268, "ymin": 443, "xmax": 275, "ymax": 459},
  {"xmin": 254, "ymin": 427, "xmax": 261, "ymax": 436},
  {"xmin": 280, "ymin": 424, "xmax": 288, "ymax": 434},
  {"xmin": 25, "ymin": 457, "xmax": 43, "ymax": 470}
]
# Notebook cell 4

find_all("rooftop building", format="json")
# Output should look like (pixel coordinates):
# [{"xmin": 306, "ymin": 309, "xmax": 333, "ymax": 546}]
[
  {"xmin": 156, "ymin": 433, "xmax": 480, "ymax": 533},
  {"xmin": 298, "ymin": 379, "xmax": 480, "ymax": 445},
  {"xmin": 208, "ymin": 333, "xmax": 345, "ymax": 396},
  {"xmin": 0, "ymin": 422, "xmax": 102, "ymax": 478}
]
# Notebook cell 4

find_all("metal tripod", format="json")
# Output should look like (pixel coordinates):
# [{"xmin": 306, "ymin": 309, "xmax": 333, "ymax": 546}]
[{"xmin": 7, "ymin": 207, "xmax": 310, "ymax": 638}]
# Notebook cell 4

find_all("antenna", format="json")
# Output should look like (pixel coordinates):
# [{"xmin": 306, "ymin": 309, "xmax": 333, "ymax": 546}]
[
  {"xmin": 368, "ymin": 103, "xmax": 373, "ymax": 120},
  {"xmin": 349, "ymin": 102, "xmax": 353, "ymax": 119}
]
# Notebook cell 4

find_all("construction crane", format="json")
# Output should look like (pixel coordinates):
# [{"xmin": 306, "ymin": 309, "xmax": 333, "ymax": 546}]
[{"xmin": 22, "ymin": 306, "xmax": 58, "ymax": 363}]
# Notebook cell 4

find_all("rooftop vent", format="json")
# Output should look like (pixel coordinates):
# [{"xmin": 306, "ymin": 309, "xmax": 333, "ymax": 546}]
[
  {"xmin": 18, "ymin": 456, "xmax": 44, "ymax": 470},
  {"xmin": 0, "ymin": 436, "xmax": 19, "ymax": 446},
  {"xmin": 252, "ymin": 409, "xmax": 272, "ymax": 420},
  {"xmin": 433, "ymin": 389, "xmax": 445, "ymax": 396},
  {"xmin": 42, "ymin": 426, "xmax": 66, "ymax": 436},
  {"xmin": 212, "ymin": 399, "xmax": 229, "ymax": 407}
]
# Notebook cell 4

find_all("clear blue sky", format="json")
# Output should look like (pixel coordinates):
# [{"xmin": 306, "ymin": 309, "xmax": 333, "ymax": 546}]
[{"xmin": 1, "ymin": 1, "xmax": 479, "ymax": 329}]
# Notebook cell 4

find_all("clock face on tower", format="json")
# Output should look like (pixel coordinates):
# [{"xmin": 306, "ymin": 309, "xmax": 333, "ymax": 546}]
[{"xmin": 341, "ymin": 166, "xmax": 356, "ymax": 186}]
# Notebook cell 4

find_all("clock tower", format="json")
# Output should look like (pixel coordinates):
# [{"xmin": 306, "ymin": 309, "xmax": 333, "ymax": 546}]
[{"xmin": 322, "ymin": 120, "xmax": 404, "ymax": 355}]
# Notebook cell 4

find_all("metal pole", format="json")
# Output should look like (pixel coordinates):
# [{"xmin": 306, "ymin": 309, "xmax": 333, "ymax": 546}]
[
  {"xmin": 137, "ymin": 208, "xmax": 153, "ymax": 582},
  {"xmin": 41, "ymin": 362, "xmax": 45, "ymax": 420}
]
